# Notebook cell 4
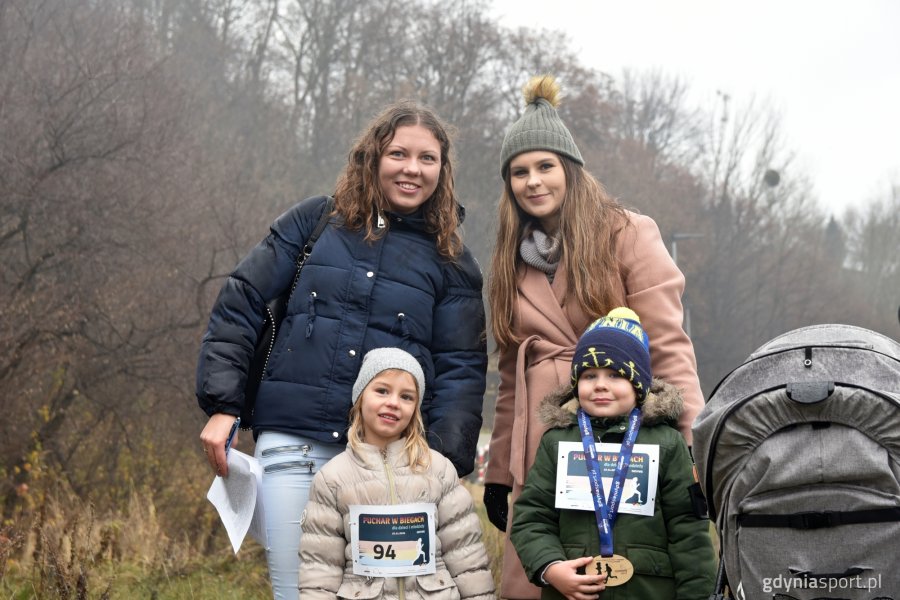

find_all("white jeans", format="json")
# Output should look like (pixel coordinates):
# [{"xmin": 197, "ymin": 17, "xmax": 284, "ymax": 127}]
[{"xmin": 255, "ymin": 431, "xmax": 343, "ymax": 600}]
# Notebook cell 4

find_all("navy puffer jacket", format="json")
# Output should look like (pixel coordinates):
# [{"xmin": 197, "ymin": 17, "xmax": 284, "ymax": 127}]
[{"xmin": 196, "ymin": 195, "xmax": 487, "ymax": 476}]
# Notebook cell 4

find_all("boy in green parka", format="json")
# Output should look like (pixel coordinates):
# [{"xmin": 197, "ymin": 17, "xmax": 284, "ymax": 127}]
[{"xmin": 510, "ymin": 307, "xmax": 716, "ymax": 600}]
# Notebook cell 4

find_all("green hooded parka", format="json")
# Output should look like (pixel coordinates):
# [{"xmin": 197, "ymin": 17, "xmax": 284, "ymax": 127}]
[{"xmin": 510, "ymin": 380, "xmax": 716, "ymax": 600}]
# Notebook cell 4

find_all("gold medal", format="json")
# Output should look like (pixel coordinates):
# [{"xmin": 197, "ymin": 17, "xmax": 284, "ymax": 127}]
[{"xmin": 585, "ymin": 554, "xmax": 634, "ymax": 587}]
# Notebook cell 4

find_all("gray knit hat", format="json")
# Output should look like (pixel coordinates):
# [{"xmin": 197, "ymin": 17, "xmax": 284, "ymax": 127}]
[
  {"xmin": 352, "ymin": 348, "xmax": 426, "ymax": 405},
  {"xmin": 499, "ymin": 75, "xmax": 584, "ymax": 177}
]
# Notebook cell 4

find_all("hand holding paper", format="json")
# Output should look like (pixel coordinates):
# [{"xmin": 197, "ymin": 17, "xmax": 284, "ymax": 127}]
[{"xmin": 206, "ymin": 449, "xmax": 267, "ymax": 553}]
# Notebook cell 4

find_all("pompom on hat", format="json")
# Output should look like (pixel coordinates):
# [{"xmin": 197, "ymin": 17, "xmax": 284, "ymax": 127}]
[
  {"xmin": 352, "ymin": 348, "xmax": 426, "ymax": 405},
  {"xmin": 571, "ymin": 307, "xmax": 652, "ymax": 403},
  {"xmin": 499, "ymin": 75, "xmax": 584, "ymax": 178}
]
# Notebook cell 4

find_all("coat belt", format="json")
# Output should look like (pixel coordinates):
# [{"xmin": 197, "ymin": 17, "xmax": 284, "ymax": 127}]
[{"xmin": 510, "ymin": 335, "xmax": 575, "ymax": 486}]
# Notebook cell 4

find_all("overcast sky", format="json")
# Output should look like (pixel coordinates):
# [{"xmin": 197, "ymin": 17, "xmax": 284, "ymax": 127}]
[{"xmin": 488, "ymin": 0, "xmax": 900, "ymax": 217}]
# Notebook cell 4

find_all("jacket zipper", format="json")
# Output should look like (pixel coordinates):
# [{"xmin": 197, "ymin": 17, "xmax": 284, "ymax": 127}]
[
  {"xmin": 381, "ymin": 449, "xmax": 405, "ymax": 600},
  {"xmin": 245, "ymin": 302, "xmax": 278, "ymax": 428},
  {"xmin": 395, "ymin": 312, "xmax": 410, "ymax": 342},
  {"xmin": 262, "ymin": 304, "xmax": 277, "ymax": 366},
  {"xmin": 305, "ymin": 291, "xmax": 318, "ymax": 338}
]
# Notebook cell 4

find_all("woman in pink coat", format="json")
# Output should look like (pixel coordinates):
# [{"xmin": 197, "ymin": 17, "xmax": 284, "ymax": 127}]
[{"xmin": 483, "ymin": 75, "xmax": 705, "ymax": 599}]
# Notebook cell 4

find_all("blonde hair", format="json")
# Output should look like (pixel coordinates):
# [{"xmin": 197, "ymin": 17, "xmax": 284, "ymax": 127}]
[
  {"xmin": 332, "ymin": 100, "xmax": 462, "ymax": 260},
  {"xmin": 489, "ymin": 156, "xmax": 629, "ymax": 349},
  {"xmin": 347, "ymin": 369, "xmax": 431, "ymax": 471}
]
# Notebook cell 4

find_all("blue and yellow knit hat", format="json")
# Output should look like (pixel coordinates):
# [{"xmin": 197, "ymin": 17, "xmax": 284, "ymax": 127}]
[{"xmin": 571, "ymin": 307, "xmax": 652, "ymax": 403}]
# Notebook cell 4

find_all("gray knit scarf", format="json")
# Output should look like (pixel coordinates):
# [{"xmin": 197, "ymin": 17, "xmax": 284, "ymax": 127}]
[{"xmin": 520, "ymin": 227, "xmax": 561, "ymax": 281}]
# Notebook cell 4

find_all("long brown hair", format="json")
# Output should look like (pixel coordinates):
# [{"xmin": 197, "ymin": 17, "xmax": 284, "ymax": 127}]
[
  {"xmin": 333, "ymin": 101, "xmax": 462, "ymax": 260},
  {"xmin": 489, "ymin": 155, "xmax": 628, "ymax": 349},
  {"xmin": 347, "ymin": 369, "xmax": 431, "ymax": 472}
]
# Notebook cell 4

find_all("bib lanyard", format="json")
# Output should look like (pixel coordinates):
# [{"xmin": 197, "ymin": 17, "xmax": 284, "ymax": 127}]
[{"xmin": 577, "ymin": 407, "xmax": 642, "ymax": 557}]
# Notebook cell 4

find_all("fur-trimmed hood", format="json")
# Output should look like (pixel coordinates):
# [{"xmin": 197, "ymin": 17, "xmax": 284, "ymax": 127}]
[{"xmin": 539, "ymin": 378, "xmax": 684, "ymax": 430}]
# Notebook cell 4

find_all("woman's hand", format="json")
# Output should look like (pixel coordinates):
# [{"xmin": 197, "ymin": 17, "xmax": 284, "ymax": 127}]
[
  {"xmin": 200, "ymin": 413, "xmax": 239, "ymax": 476},
  {"xmin": 483, "ymin": 483, "xmax": 512, "ymax": 531},
  {"xmin": 544, "ymin": 556, "xmax": 607, "ymax": 600}
]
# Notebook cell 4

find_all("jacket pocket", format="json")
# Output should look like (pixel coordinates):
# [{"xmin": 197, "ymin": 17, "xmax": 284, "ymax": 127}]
[
  {"xmin": 625, "ymin": 543, "xmax": 674, "ymax": 578},
  {"xmin": 336, "ymin": 576, "xmax": 384, "ymax": 599},
  {"xmin": 562, "ymin": 543, "xmax": 591, "ymax": 562},
  {"xmin": 416, "ymin": 569, "xmax": 460, "ymax": 599},
  {"xmin": 265, "ymin": 317, "xmax": 294, "ymax": 377},
  {"xmin": 262, "ymin": 459, "xmax": 316, "ymax": 474}
]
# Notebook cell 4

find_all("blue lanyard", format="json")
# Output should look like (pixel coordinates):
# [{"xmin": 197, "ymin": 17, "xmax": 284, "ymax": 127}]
[{"xmin": 577, "ymin": 407, "xmax": 642, "ymax": 557}]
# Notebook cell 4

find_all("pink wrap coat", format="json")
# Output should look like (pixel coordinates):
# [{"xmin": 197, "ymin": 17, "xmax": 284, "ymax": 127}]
[{"xmin": 485, "ymin": 211, "xmax": 704, "ymax": 599}]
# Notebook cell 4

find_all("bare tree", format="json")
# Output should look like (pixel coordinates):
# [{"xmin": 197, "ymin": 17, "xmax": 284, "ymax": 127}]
[
  {"xmin": 0, "ymin": 0, "xmax": 205, "ymax": 515},
  {"xmin": 684, "ymin": 93, "xmax": 848, "ymax": 387},
  {"xmin": 4, "ymin": 0, "xmax": 896, "ymax": 559},
  {"xmin": 841, "ymin": 184, "xmax": 900, "ymax": 328}
]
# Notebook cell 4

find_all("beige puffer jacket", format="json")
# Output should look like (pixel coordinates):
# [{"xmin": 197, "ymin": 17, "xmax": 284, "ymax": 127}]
[{"xmin": 299, "ymin": 440, "xmax": 496, "ymax": 599}]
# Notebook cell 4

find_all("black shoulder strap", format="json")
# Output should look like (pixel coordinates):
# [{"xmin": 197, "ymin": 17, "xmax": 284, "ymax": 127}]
[
  {"xmin": 287, "ymin": 196, "xmax": 333, "ymax": 296},
  {"xmin": 302, "ymin": 196, "xmax": 334, "ymax": 256}
]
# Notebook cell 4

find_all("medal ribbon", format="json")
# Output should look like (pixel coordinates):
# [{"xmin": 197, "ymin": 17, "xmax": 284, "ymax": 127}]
[{"xmin": 577, "ymin": 407, "xmax": 642, "ymax": 557}]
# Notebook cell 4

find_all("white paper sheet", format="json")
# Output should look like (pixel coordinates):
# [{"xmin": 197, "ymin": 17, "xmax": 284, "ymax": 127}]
[{"xmin": 206, "ymin": 449, "xmax": 267, "ymax": 553}]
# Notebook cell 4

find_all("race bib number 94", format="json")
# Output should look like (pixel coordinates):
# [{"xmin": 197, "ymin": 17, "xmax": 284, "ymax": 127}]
[{"xmin": 349, "ymin": 503, "xmax": 437, "ymax": 577}]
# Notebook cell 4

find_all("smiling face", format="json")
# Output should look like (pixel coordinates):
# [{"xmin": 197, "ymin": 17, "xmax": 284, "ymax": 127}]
[
  {"xmin": 359, "ymin": 369, "xmax": 419, "ymax": 449},
  {"xmin": 378, "ymin": 124, "xmax": 442, "ymax": 215},
  {"xmin": 508, "ymin": 150, "xmax": 567, "ymax": 233},
  {"xmin": 577, "ymin": 367, "xmax": 637, "ymax": 419}
]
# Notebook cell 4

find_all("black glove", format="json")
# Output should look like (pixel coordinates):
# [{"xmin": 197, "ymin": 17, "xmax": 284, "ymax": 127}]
[{"xmin": 483, "ymin": 483, "xmax": 512, "ymax": 532}]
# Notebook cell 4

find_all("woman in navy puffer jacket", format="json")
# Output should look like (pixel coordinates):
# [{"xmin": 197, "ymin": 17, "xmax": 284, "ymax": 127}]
[{"xmin": 196, "ymin": 101, "xmax": 487, "ymax": 600}]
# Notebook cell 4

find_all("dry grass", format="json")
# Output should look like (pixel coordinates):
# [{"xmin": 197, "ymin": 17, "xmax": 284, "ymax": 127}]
[
  {"xmin": 462, "ymin": 480, "xmax": 505, "ymax": 590},
  {"xmin": 0, "ymin": 481, "xmax": 256, "ymax": 599},
  {"xmin": 2, "ymin": 468, "xmax": 716, "ymax": 598},
  {"xmin": 1, "ymin": 478, "xmax": 504, "ymax": 599}
]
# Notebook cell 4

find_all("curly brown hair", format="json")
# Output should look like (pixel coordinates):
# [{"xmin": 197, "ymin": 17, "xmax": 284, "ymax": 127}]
[{"xmin": 333, "ymin": 101, "xmax": 462, "ymax": 260}]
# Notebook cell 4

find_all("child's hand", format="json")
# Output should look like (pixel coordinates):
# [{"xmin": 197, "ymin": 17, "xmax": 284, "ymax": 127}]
[{"xmin": 544, "ymin": 556, "xmax": 607, "ymax": 600}]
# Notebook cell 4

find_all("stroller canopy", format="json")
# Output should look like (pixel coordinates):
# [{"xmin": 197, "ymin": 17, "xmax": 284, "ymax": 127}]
[{"xmin": 692, "ymin": 324, "xmax": 900, "ymax": 521}]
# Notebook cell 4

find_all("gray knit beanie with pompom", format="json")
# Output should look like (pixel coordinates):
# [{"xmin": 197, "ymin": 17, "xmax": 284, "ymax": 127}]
[{"xmin": 499, "ymin": 75, "xmax": 584, "ymax": 178}]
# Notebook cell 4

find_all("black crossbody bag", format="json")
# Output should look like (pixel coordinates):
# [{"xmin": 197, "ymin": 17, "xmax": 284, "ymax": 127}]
[{"xmin": 241, "ymin": 196, "xmax": 334, "ymax": 428}]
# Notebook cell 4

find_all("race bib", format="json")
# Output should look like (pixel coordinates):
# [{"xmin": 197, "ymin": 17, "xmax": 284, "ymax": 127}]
[
  {"xmin": 555, "ymin": 442, "xmax": 660, "ymax": 517},
  {"xmin": 349, "ymin": 503, "xmax": 437, "ymax": 577}
]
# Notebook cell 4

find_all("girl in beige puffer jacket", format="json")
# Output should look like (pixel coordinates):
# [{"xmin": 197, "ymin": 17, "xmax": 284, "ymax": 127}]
[{"xmin": 299, "ymin": 348, "xmax": 495, "ymax": 600}]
